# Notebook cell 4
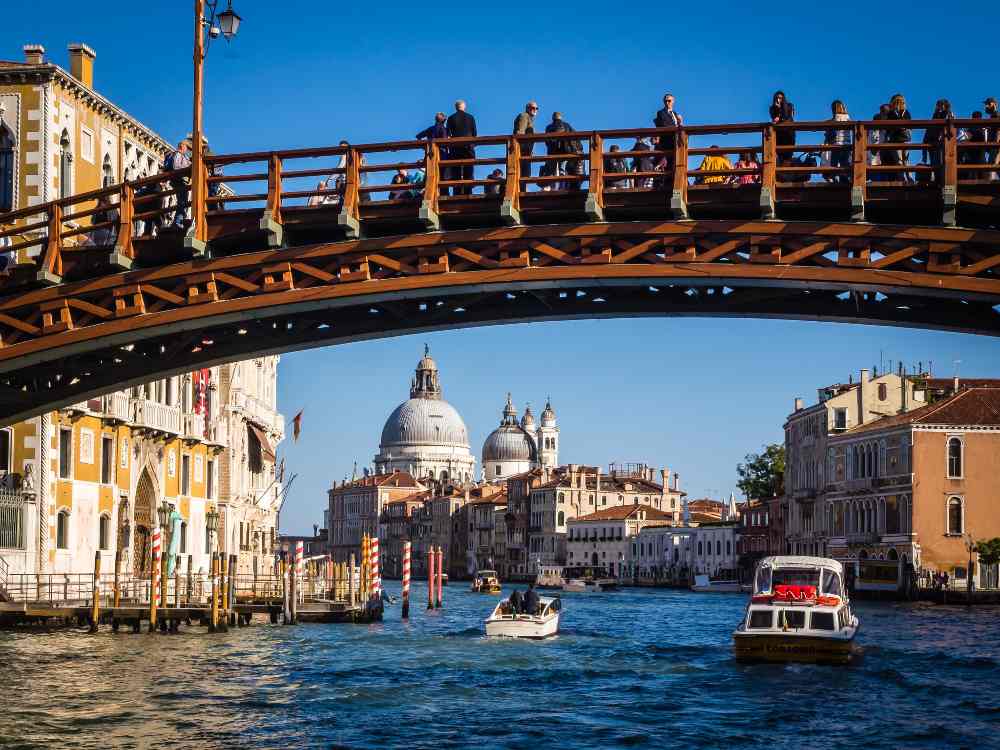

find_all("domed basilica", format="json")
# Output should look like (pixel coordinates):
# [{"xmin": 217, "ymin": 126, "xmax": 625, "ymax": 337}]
[
  {"xmin": 374, "ymin": 348, "xmax": 560, "ymax": 485},
  {"xmin": 374, "ymin": 347, "xmax": 476, "ymax": 483}
]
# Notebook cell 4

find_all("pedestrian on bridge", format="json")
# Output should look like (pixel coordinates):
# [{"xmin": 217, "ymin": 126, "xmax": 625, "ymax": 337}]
[
  {"xmin": 416, "ymin": 113, "xmax": 450, "ymax": 196},
  {"xmin": 985, "ymin": 97, "xmax": 999, "ymax": 180},
  {"xmin": 446, "ymin": 101, "xmax": 477, "ymax": 195},
  {"xmin": 769, "ymin": 91, "xmax": 795, "ymax": 165},
  {"xmin": 542, "ymin": 112, "xmax": 573, "ymax": 189},
  {"xmin": 921, "ymin": 99, "xmax": 953, "ymax": 181},
  {"xmin": 882, "ymin": 94, "xmax": 913, "ymax": 181},
  {"xmin": 165, "ymin": 139, "xmax": 192, "ymax": 228},
  {"xmin": 514, "ymin": 101, "xmax": 539, "ymax": 179},
  {"xmin": 653, "ymin": 93, "xmax": 683, "ymax": 167}
]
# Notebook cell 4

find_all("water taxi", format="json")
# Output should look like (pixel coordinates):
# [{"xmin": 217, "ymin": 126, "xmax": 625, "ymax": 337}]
[
  {"xmin": 561, "ymin": 566, "xmax": 619, "ymax": 593},
  {"xmin": 733, "ymin": 556, "xmax": 859, "ymax": 665},
  {"xmin": 470, "ymin": 570, "xmax": 502, "ymax": 594},
  {"xmin": 484, "ymin": 595, "xmax": 562, "ymax": 638}
]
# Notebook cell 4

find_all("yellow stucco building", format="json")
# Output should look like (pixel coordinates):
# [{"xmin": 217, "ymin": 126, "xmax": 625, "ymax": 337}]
[{"xmin": 0, "ymin": 43, "xmax": 285, "ymax": 586}]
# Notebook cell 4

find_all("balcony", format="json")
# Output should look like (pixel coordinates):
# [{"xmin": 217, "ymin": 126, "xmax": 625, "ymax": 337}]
[
  {"xmin": 182, "ymin": 412, "xmax": 205, "ymax": 442},
  {"xmin": 236, "ymin": 391, "xmax": 284, "ymax": 437},
  {"xmin": 102, "ymin": 392, "xmax": 132, "ymax": 422},
  {"xmin": 132, "ymin": 398, "xmax": 182, "ymax": 436},
  {"xmin": 846, "ymin": 532, "xmax": 879, "ymax": 544}
]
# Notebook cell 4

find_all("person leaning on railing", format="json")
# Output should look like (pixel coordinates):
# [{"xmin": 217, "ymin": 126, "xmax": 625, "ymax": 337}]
[
  {"xmin": 985, "ymin": 97, "xmax": 1000, "ymax": 180},
  {"xmin": 732, "ymin": 151, "xmax": 760, "ymax": 185},
  {"xmin": 921, "ymin": 99, "xmax": 954, "ymax": 183},
  {"xmin": 513, "ymin": 101, "xmax": 538, "ymax": 179},
  {"xmin": 769, "ymin": 91, "xmax": 795, "ymax": 166},
  {"xmin": 882, "ymin": 94, "xmax": 913, "ymax": 182},
  {"xmin": 165, "ymin": 138, "xmax": 193, "ymax": 228},
  {"xmin": 415, "ymin": 112, "xmax": 449, "ymax": 197},
  {"xmin": 604, "ymin": 145, "xmax": 628, "ymax": 190},
  {"xmin": 823, "ymin": 100, "xmax": 852, "ymax": 184},
  {"xmin": 653, "ymin": 93, "xmax": 683, "ymax": 169}
]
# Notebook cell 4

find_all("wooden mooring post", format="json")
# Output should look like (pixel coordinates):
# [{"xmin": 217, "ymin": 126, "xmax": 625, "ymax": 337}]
[
  {"xmin": 228, "ymin": 554, "xmax": 237, "ymax": 627},
  {"xmin": 348, "ymin": 553, "xmax": 356, "ymax": 606},
  {"xmin": 89, "ymin": 551, "xmax": 101, "ymax": 633},
  {"xmin": 436, "ymin": 546, "xmax": 443, "ymax": 609},
  {"xmin": 289, "ymin": 558, "xmax": 298, "ymax": 625}
]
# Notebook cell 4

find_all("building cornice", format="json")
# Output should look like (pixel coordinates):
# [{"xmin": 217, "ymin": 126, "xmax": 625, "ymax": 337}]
[{"xmin": 0, "ymin": 64, "xmax": 170, "ymax": 152}]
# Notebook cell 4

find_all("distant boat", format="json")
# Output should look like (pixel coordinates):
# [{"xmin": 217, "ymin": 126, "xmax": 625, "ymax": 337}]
[
  {"xmin": 471, "ymin": 570, "xmax": 502, "ymax": 594},
  {"xmin": 691, "ymin": 574, "xmax": 742, "ymax": 593},
  {"xmin": 535, "ymin": 565, "xmax": 564, "ymax": 589},
  {"xmin": 561, "ymin": 566, "xmax": 619, "ymax": 593},
  {"xmin": 732, "ymin": 555, "xmax": 859, "ymax": 665},
  {"xmin": 484, "ymin": 595, "xmax": 562, "ymax": 638}
]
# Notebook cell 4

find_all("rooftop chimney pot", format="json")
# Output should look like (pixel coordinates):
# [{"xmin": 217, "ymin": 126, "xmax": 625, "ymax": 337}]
[
  {"xmin": 23, "ymin": 45, "xmax": 45, "ymax": 65},
  {"xmin": 67, "ymin": 43, "xmax": 96, "ymax": 89}
]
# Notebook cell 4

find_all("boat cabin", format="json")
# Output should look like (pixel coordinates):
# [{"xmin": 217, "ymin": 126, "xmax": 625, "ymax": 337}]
[{"xmin": 742, "ymin": 555, "xmax": 854, "ymax": 635}]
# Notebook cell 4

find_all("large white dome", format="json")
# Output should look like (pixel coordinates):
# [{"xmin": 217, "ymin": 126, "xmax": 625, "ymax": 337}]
[{"xmin": 380, "ymin": 397, "xmax": 470, "ymax": 449}]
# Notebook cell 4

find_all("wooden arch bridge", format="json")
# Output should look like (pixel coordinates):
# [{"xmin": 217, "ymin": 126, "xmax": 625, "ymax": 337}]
[{"xmin": 0, "ymin": 119, "xmax": 998, "ymax": 424}]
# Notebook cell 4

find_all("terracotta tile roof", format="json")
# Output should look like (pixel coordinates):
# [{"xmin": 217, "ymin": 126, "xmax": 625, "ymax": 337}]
[
  {"xmin": 572, "ymin": 504, "xmax": 674, "ymax": 522},
  {"xmin": 845, "ymin": 386, "xmax": 1000, "ymax": 434}
]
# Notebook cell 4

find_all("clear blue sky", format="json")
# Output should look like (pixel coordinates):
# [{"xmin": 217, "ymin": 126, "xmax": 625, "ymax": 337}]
[{"xmin": 7, "ymin": 1, "xmax": 999, "ymax": 533}]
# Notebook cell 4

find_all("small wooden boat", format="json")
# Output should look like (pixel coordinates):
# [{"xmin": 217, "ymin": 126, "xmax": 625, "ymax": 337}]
[
  {"xmin": 484, "ymin": 595, "xmax": 562, "ymax": 638},
  {"xmin": 733, "ymin": 556, "xmax": 859, "ymax": 665},
  {"xmin": 470, "ymin": 570, "xmax": 502, "ymax": 594}
]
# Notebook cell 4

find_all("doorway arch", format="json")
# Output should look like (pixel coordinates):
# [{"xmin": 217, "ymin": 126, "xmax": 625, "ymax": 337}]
[{"xmin": 132, "ymin": 467, "xmax": 157, "ymax": 576}]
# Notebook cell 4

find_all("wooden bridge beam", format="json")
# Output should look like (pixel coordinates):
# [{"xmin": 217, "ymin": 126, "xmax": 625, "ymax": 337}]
[
  {"xmin": 337, "ymin": 148, "xmax": 362, "ymax": 239},
  {"xmin": 260, "ymin": 153, "xmax": 284, "ymax": 248},
  {"xmin": 502, "ymin": 137, "xmax": 522, "ymax": 226},
  {"xmin": 585, "ymin": 133, "xmax": 605, "ymax": 222}
]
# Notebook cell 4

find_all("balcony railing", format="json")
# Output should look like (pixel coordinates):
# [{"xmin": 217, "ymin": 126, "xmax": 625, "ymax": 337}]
[
  {"xmin": 102, "ymin": 392, "xmax": 132, "ymax": 422},
  {"xmin": 236, "ymin": 391, "xmax": 284, "ymax": 436},
  {"xmin": 132, "ymin": 398, "xmax": 182, "ymax": 435},
  {"xmin": 183, "ymin": 412, "xmax": 205, "ymax": 442},
  {"xmin": 846, "ymin": 531, "xmax": 879, "ymax": 544}
]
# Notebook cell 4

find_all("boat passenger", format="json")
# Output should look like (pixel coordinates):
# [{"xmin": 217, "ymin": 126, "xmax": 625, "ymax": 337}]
[
  {"xmin": 523, "ymin": 583, "xmax": 540, "ymax": 616},
  {"xmin": 509, "ymin": 588, "xmax": 523, "ymax": 614}
]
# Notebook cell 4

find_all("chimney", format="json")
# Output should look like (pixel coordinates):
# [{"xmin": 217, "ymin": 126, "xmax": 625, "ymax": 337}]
[
  {"xmin": 595, "ymin": 467, "xmax": 601, "ymax": 493},
  {"xmin": 794, "ymin": 397, "xmax": 804, "ymax": 412},
  {"xmin": 23, "ymin": 44, "xmax": 45, "ymax": 65},
  {"xmin": 67, "ymin": 44, "xmax": 96, "ymax": 88},
  {"xmin": 953, "ymin": 375, "xmax": 960, "ymax": 393},
  {"xmin": 673, "ymin": 472, "xmax": 680, "ymax": 493},
  {"xmin": 859, "ymin": 368, "xmax": 870, "ymax": 425}
]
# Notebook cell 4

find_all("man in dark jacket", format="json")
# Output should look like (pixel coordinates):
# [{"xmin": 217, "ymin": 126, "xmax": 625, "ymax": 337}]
[
  {"xmin": 509, "ymin": 588, "xmax": 523, "ymax": 614},
  {"xmin": 416, "ymin": 113, "xmax": 449, "ymax": 196},
  {"xmin": 654, "ymin": 93, "xmax": 683, "ymax": 167},
  {"xmin": 446, "ymin": 100, "xmax": 477, "ymax": 195},
  {"xmin": 523, "ymin": 582, "xmax": 540, "ymax": 616}
]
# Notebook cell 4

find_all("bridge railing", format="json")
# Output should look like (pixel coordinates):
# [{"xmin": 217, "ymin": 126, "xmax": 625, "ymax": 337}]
[{"xmin": 1, "ymin": 119, "xmax": 998, "ymax": 295}]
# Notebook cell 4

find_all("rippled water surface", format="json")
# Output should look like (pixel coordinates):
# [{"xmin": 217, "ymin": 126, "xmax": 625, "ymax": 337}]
[{"xmin": 2, "ymin": 584, "xmax": 999, "ymax": 749}]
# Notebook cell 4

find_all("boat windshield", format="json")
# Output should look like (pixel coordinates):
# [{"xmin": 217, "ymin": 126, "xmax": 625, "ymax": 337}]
[
  {"xmin": 821, "ymin": 568, "xmax": 842, "ymax": 597},
  {"xmin": 754, "ymin": 566, "xmax": 821, "ymax": 595}
]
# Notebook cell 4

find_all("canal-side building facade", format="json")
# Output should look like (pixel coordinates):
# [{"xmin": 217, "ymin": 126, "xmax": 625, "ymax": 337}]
[
  {"xmin": 328, "ymin": 471, "xmax": 426, "ymax": 563},
  {"xmin": 783, "ymin": 368, "xmax": 926, "ymax": 558},
  {"xmin": 825, "ymin": 386, "xmax": 1000, "ymax": 589},
  {"xmin": 566, "ymin": 504, "xmax": 674, "ymax": 577}
]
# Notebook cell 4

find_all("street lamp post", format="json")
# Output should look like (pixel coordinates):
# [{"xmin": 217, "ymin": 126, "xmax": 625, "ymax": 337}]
[
  {"xmin": 206, "ymin": 506, "xmax": 219, "ymax": 554},
  {"xmin": 964, "ymin": 532, "xmax": 976, "ymax": 597},
  {"xmin": 190, "ymin": 0, "xmax": 241, "ymax": 251}
]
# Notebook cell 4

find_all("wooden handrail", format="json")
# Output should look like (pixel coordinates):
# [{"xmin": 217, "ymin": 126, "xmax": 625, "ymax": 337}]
[
  {"xmin": 266, "ymin": 153, "xmax": 283, "ymax": 226},
  {"xmin": 114, "ymin": 184, "xmax": 134, "ymax": 262}
]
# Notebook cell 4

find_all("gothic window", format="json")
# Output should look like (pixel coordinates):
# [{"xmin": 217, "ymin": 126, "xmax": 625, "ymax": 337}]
[
  {"xmin": 947, "ymin": 437, "xmax": 963, "ymax": 478},
  {"xmin": 99, "ymin": 514, "xmax": 111, "ymax": 551},
  {"xmin": 102, "ymin": 153, "xmax": 114, "ymax": 187},
  {"xmin": 947, "ymin": 497, "xmax": 963, "ymax": 535},
  {"xmin": 56, "ymin": 510, "xmax": 70, "ymax": 549},
  {"xmin": 59, "ymin": 130, "xmax": 72, "ymax": 199},
  {"xmin": 0, "ymin": 123, "xmax": 14, "ymax": 212}
]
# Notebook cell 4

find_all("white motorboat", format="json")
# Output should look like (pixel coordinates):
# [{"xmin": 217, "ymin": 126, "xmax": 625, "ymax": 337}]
[
  {"xmin": 732, "ymin": 555, "xmax": 860, "ymax": 665},
  {"xmin": 484, "ymin": 595, "xmax": 562, "ymax": 638},
  {"xmin": 561, "ymin": 566, "xmax": 619, "ymax": 593},
  {"xmin": 691, "ymin": 574, "xmax": 743, "ymax": 593}
]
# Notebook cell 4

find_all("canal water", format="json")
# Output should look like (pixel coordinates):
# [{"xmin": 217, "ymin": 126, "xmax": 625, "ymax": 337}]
[{"xmin": 1, "ymin": 584, "xmax": 998, "ymax": 749}]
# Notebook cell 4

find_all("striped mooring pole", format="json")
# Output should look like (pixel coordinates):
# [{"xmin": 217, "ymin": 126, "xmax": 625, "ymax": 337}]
[
  {"xmin": 435, "ymin": 546, "xmax": 443, "ymax": 609},
  {"xmin": 427, "ymin": 547, "xmax": 434, "ymax": 610},
  {"xmin": 295, "ymin": 540, "xmax": 304, "ymax": 603},
  {"xmin": 149, "ymin": 525, "xmax": 162, "ymax": 632},
  {"xmin": 401, "ymin": 541, "xmax": 411, "ymax": 619},
  {"xmin": 370, "ymin": 536, "xmax": 381, "ymax": 603}
]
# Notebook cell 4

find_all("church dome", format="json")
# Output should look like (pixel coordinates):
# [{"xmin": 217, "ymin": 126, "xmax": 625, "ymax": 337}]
[
  {"xmin": 483, "ymin": 394, "xmax": 538, "ymax": 463},
  {"xmin": 520, "ymin": 405, "xmax": 536, "ymax": 431},
  {"xmin": 380, "ymin": 398, "xmax": 469, "ymax": 448}
]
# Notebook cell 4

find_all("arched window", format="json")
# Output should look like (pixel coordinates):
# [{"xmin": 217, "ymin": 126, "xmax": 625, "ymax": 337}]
[
  {"xmin": 697, "ymin": 541, "xmax": 703, "ymax": 556},
  {"xmin": 947, "ymin": 497, "xmax": 963, "ymax": 535},
  {"xmin": 878, "ymin": 383, "xmax": 887, "ymax": 401},
  {"xmin": 56, "ymin": 510, "xmax": 70, "ymax": 549},
  {"xmin": 102, "ymin": 153, "xmax": 114, "ymax": 187},
  {"xmin": 558, "ymin": 492, "xmax": 565, "ymax": 503},
  {"xmin": 557, "ymin": 511, "xmax": 565, "ymax": 526},
  {"xmin": 98, "ymin": 514, "xmax": 111, "ymax": 551},
  {"xmin": 716, "ymin": 540, "xmax": 722, "ymax": 555},
  {"xmin": 0, "ymin": 123, "xmax": 14, "ymax": 212},
  {"xmin": 947, "ymin": 437, "xmax": 962, "ymax": 478},
  {"xmin": 59, "ymin": 130, "xmax": 72, "ymax": 199},
  {"xmin": 180, "ymin": 521, "xmax": 188, "ymax": 554}
]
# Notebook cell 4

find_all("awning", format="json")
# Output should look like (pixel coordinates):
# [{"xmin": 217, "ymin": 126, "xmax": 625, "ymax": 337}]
[{"xmin": 248, "ymin": 423, "xmax": 276, "ymax": 463}]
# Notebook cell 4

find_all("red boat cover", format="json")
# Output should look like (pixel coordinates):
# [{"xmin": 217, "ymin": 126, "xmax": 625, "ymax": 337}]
[{"xmin": 773, "ymin": 584, "xmax": 816, "ymax": 601}]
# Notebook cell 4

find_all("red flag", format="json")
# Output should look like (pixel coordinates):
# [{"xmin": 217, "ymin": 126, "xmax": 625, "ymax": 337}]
[{"xmin": 292, "ymin": 410, "xmax": 303, "ymax": 442}]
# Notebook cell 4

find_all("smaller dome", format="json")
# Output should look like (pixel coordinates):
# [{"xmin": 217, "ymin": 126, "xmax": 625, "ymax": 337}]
[
  {"xmin": 483, "ymin": 426, "xmax": 537, "ymax": 463},
  {"xmin": 520, "ymin": 404, "xmax": 536, "ymax": 431}
]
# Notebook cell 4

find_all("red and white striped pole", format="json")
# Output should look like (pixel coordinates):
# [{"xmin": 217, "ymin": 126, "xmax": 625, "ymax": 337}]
[
  {"xmin": 401, "ymin": 541, "xmax": 411, "ymax": 619},
  {"xmin": 295, "ymin": 540, "xmax": 304, "ymax": 604},
  {"xmin": 435, "ymin": 545, "xmax": 443, "ymax": 609},
  {"xmin": 370, "ymin": 536, "xmax": 381, "ymax": 603}
]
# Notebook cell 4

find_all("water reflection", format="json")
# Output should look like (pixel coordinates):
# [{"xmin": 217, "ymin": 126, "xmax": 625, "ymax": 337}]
[{"xmin": 1, "ymin": 586, "xmax": 998, "ymax": 749}]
